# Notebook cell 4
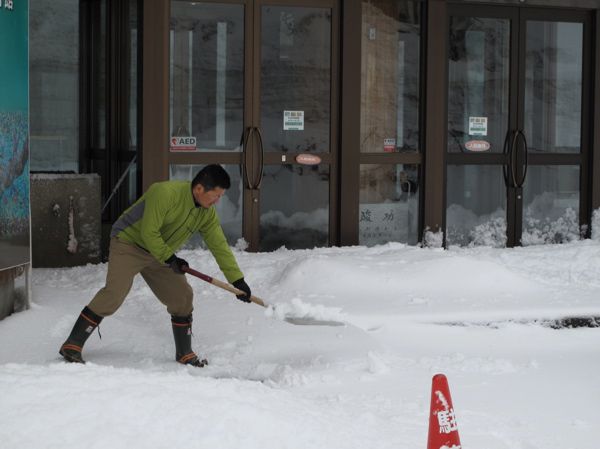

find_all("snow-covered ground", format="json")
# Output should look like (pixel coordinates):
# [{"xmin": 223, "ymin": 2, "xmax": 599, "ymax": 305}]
[{"xmin": 1, "ymin": 241, "xmax": 600, "ymax": 449}]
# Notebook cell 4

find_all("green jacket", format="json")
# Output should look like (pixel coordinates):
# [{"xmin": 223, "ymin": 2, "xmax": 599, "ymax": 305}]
[{"xmin": 111, "ymin": 180, "xmax": 243, "ymax": 283}]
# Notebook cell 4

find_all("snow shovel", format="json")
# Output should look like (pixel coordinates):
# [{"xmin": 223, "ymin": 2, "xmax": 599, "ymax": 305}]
[{"xmin": 182, "ymin": 266, "xmax": 345, "ymax": 327}]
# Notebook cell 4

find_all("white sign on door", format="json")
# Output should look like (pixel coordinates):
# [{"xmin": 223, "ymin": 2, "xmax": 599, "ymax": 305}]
[
  {"xmin": 170, "ymin": 136, "xmax": 197, "ymax": 151},
  {"xmin": 359, "ymin": 202, "xmax": 412, "ymax": 246},
  {"xmin": 283, "ymin": 110, "xmax": 304, "ymax": 131},
  {"xmin": 468, "ymin": 116, "xmax": 488, "ymax": 136}
]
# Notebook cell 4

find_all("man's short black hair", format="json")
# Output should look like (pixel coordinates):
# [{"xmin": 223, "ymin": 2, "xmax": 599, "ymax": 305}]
[{"xmin": 192, "ymin": 164, "xmax": 231, "ymax": 190}]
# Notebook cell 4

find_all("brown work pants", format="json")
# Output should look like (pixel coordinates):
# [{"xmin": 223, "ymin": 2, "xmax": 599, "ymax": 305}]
[{"xmin": 88, "ymin": 237, "xmax": 193, "ymax": 317}]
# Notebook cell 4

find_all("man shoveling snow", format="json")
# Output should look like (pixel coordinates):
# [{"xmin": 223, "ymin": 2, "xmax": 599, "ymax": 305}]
[{"xmin": 59, "ymin": 164, "xmax": 253, "ymax": 367}]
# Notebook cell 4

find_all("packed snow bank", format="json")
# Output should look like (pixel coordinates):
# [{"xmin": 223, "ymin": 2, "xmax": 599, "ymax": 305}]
[{"xmin": 232, "ymin": 241, "xmax": 600, "ymax": 323}]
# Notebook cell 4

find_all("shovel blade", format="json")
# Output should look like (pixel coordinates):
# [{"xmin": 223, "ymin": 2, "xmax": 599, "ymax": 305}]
[{"xmin": 283, "ymin": 316, "xmax": 346, "ymax": 326}]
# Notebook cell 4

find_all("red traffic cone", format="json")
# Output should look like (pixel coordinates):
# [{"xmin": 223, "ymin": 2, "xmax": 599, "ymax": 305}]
[{"xmin": 427, "ymin": 374, "xmax": 462, "ymax": 449}]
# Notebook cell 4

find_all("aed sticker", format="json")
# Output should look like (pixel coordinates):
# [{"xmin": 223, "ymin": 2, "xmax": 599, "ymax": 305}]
[
  {"xmin": 283, "ymin": 110, "xmax": 304, "ymax": 131},
  {"xmin": 170, "ymin": 136, "xmax": 197, "ymax": 151},
  {"xmin": 464, "ymin": 140, "xmax": 491, "ymax": 152},
  {"xmin": 468, "ymin": 116, "xmax": 488, "ymax": 136},
  {"xmin": 383, "ymin": 138, "xmax": 396, "ymax": 152}
]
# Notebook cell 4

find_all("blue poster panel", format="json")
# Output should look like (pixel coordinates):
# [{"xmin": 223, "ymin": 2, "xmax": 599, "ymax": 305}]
[{"xmin": 0, "ymin": 0, "xmax": 30, "ymax": 269}]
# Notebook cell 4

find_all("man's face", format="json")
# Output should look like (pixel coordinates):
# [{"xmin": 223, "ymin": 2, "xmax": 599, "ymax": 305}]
[{"xmin": 193, "ymin": 185, "xmax": 226, "ymax": 208}]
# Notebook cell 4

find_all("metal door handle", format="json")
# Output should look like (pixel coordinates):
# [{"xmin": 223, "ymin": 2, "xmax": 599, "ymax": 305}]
[
  {"xmin": 253, "ymin": 126, "xmax": 265, "ymax": 189},
  {"xmin": 502, "ymin": 129, "xmax": 513, "ymax": 187},
  {"xmin": 241, "ymin": 126, "xmax": 254, "ymax": 189},
  {"xmin": 509, "ymin": 129, "xmax": 520, "ymax": 188},
  {"xmin": 516, "ymin": 130, "xmax": 528, "ymax": 188}
]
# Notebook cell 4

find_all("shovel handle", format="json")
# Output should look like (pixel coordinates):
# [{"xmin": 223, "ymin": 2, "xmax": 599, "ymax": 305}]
[{"xmin": 182, "ymin": 266, "xmax": 267, "ymax": 307}]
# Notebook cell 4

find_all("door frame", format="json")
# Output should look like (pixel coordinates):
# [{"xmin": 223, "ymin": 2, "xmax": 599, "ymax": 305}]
[
  {"xmin": 143, "ymin": 0, "xmax": 339, "ymax": 251},
  {"xmin": 142, "ymin": 0, "xmax": 600, "ymax": 249},
  {"xmin": 445, "ymin": 3, "xmax": 593, "ymax": 247},
  {"xmin": 245, "ymin": 0, "xmax": 339, "ymax": 251},
  {"xmin": 446, "ymin": 3, "xmax": 519, "ymax": 245},
  {"xmin": 339, "ymin": 0, "xmax": 426, "ymax": 246},
  {"xmin": 515, "ymin": 7, "xmax": 593, "ymax": 245}
]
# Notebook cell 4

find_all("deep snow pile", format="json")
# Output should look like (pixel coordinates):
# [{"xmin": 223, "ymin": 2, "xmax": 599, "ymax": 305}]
[{"xmin": 1, "ymin": 241, "xmax": 600, "ymax": 449}]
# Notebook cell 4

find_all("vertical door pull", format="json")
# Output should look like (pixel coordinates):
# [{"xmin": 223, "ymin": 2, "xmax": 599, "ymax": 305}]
[
  {"xmin": 516, "ymin": 130, "xmax": 528, "ymax": 188},
  {"xmin": 502, "ymin": 129, "xmax": 514, "ymax": 187},
  {"xmin": 242, "ymin": 127, "xmax": 254, "ymax": 189},
  {"xmin": 509, "ymin": 129, "xmax": 520, "ymax": 188},
  {"xmin": 254, "ymin": 126, "xmax": 265, "ymax": 189}
]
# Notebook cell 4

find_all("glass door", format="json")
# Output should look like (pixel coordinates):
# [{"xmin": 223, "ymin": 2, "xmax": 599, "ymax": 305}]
[
  {"xmin": 253, "ymin": 2, "xmax": 335, "ymax": 251},
  {"xmin": 80, "ymin": 0, "xmax": 141, "ymax": 257},
  {"xmin": 446, "ymin": 5, "xmax": 590, "ymax": 247},
  {"xmin": 169, "ymin": 0, "xmax": 337, "ymax": 252},
  {"xmin": 446, "ymin": 6, "xmax": 515, "ymax": 247},
  {"xmin": 169, "ymin": 1, "xmax": 247, "ymax": 248},
  {"xmin": 517, "ymin": 9, "xmax": 589, "ymax": 246}
]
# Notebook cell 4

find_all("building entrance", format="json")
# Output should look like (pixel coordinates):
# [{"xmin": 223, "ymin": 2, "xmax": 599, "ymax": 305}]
[
  {"xmin": 445, "ymin": 5, "xmax": 592, "ymax": 247},
  {"xmin": 168, "ymin": 0, "xmax": 338, "ymax": 252}
]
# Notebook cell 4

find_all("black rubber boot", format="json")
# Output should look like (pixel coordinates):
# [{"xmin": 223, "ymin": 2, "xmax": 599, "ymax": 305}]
[
  {"xmin": 59, "ymin": 306, "xmax": 103, "ymax": 364},
  {"xmin": 171, "ymin": 314, "xmax": 207, "ymax": 367}
]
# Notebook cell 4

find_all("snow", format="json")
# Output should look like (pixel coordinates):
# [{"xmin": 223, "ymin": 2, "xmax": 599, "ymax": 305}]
[
  {"xmin": 592, "ymin": 209, "xmax": 600, "ymax": 241},
  {"xmin": 66, "ymin": 196, "xmax": 78, "ymax": 254},
  {"xmin": 1, "ymin": 241, "xmax": 600, "ymax": 449}
]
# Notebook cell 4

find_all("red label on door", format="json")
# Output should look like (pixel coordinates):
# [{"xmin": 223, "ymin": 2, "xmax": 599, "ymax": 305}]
[
  {"xmin": 383, "ymin": 138, "xmax": 396, "ymax": 152},
  {"xmin": 464, "ymin": 140, "xmax": 490, "ymax": 152}
]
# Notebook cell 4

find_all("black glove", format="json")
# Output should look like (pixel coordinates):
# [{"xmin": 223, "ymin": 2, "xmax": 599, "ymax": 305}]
[
  {"xmin": 165, "ymin": 254, "xmax": 189, "ymax": 274},
  {"xmin": 232, "ymin": 278, "xmax": 251, "ymax": 303}
]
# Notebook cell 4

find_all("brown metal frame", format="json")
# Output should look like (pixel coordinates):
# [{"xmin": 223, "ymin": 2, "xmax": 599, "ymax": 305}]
[
  {"xmin": 339, "ymin": 0, "xmax": 361, "ymax": 244},
  {"xmin": 592, "ymin": 9, "xmax": 600, "ymax": 215},
  {"xmin": 141, "ymin": 0, "xmax": 600, "ymax": 249},
  {"xmin": 450, "ymin": 0, "xmax": 600, "ymax": 7},
  {"xmin": 142, "ymin": 0, "xmax": 170, "ymax": 189},
  {"xmin": 423, "ymin": 0, "xmax": 448, "ymax": 239}
]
